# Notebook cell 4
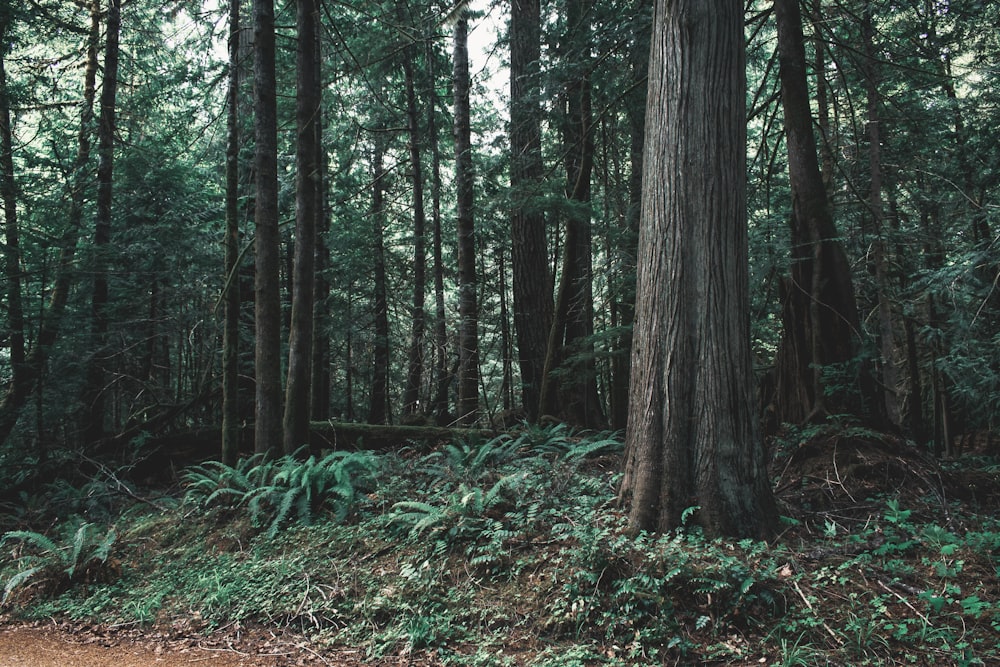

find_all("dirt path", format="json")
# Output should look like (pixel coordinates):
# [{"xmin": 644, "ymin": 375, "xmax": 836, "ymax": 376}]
[{"xmin": 0, "ymin": 624, "xmax": 330, "ymax": 666}]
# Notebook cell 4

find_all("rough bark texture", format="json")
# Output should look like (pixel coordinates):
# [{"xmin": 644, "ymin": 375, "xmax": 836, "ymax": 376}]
[
  {"xmin": 621, "ymin": 0, "xmax": 775, "ymax": 538},
  {"xmin": 772, "ymin": 0, "xmax": 875, "ymax": 426},
  {"xmin": 253, "ymin": 0, "xmax": 283, "ymax": 455},
  {"xmin": 509, "ymin": 0, "xmax": 552, "ymax": 421},
  {"xmin": 453, "ymin": 13, "xmax": 479, "ymax": 426},
  {"xmin": 283, "ymin": 0, "xmax": 321, "ymax": 454},
  {"xmin": 222, "ymin": 0, "xmax": 241, "ymax": 465}
]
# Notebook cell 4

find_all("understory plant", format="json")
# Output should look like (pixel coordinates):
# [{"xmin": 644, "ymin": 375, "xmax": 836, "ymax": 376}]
[
  {"xmin": 1, "ymin": 521, "xmax": 118, "ymax": 605},
  {"xmin": 182, "ymin": 449, "xmax": 379, "ymax": 536}
]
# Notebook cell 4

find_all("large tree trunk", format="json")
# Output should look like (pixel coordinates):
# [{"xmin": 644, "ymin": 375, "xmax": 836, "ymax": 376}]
[
  {"xmin": 772, "ymin": 0, "xmax": 877, "ymax": 426},
  {"xmin": 222, "ymin": 0, "xmax": 242, "ymax": 465},
  {"xmin": 402, "ymin": 42, "xmax": 427, "ymax": 417},
  {"xmin": 453, "ymin": 12, "xmax": 479, "ymax": 426},
  {"xmin": 509, "ymin": 0, "xmax": 552, "ymax": 421},
  {"xmin": 621, "ymin": 0, "xmax": 775, "ymax": 538},
  {"xmin": 283, "ymin": 0, "xmax": 321, "ymax": 454},
  {"xmin": 253, "ymin": 0, "xmax": 283, "ymax": 455},
  {"xmin": 0, "ymin": 0, "xmax": 101, "ymax": 446},
  {"xmin": 368, "ymin": 135, "xmax": 390, "ymax": 425},
  {"xmin": 83, "ymin": 0, "xmax": 121, "ymax": 445}
]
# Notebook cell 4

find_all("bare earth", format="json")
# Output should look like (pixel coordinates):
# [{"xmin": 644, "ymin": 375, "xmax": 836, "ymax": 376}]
[{"xmin": 0, "ymin": 624, "xmax": 335, "ymax": 667}]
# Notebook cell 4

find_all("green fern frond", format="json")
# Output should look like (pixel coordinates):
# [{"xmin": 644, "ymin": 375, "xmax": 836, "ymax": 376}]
[
  {"xmin": 1, "ymin": 530, "xmax": 62, "ymax": 557},
  {"xmin": 2, "ymin": 566, "xmax": 43, "ymax": 606}
]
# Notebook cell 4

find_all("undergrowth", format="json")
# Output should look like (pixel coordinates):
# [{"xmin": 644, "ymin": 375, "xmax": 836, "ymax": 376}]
[{"xmin": 1, "ymin": 424, "xmax": 998, "ymax": 665}]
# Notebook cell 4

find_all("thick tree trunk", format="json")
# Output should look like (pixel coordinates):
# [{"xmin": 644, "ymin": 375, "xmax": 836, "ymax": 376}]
[
  {"xmin": 772, "ymin": 0, "xmax": 876, "ymax": 426},
  {"xmin": 83, "ymin": 0, "xmax": 121, "ymax": 444},
  {"xmin": 402, "ymin": 46, "xmax": 427, "ymax": 417},
  {"xmin": 453, "ymin": 13, "xmax": 479, "ymax": 426},
  {"xmin": 509, "ymin": 0, "xmax": 552, "ymax": 421},
  {"xmin": 222, "ymin": 0, "xmax": 242, "ymax": 465},
  {"xmin": 369, "ymin": 137, "xmax": 390, "ymax": 425},
  {"xmin": 283, "ymin": 0, "xmax": 321, "ymax": 454},
  {"xmin": 621, "ymin": 0, "xmax": 775, "ymax": 538},
  {"xmin": 0, "ymin": 0, "xmax": 101, "ymax": 446},
  {"xmin": 253, "ymin": 0, "xmax": 283, "ymax": 455}
]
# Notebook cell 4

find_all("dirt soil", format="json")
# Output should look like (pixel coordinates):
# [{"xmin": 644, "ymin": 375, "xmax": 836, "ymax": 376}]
[{"xmin": 0, "ymin": 623, "xmax": 342, "ymax": 667}]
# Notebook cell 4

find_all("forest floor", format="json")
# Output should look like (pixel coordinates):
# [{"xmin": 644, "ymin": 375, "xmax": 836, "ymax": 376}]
[{"xmin": 1, "ymin": 423, "xmax": 999, "ymax": 665}]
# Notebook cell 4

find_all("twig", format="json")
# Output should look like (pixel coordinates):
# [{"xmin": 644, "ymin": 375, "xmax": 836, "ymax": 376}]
[
  {"xmin": 792, "ymin": 579, "xmax": 843, "ymax": 645},
  {"xmin": 79, "ymin": 453, "xmax": 168, "ymax": 511},
  {"xmin": 877, "ymin": 578, "xmax": 931, "ymax": 627}
]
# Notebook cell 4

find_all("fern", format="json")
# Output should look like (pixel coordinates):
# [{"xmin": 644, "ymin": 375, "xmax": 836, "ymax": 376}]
[{"xmin": 2, "ymin": 567, "xmax": 43, "ymax": 605}]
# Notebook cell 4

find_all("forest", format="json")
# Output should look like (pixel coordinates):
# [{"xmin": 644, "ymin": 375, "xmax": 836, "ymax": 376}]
[{"xmin": 0, "ymin": 0, "xmax": 998, "ymax": 664}]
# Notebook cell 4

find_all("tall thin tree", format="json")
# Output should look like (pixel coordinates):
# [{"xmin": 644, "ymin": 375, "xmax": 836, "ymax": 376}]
[
  {"xmin": 253, "ymin": 0, "xmax": 282, "ymax": 455},
  {"xmin": 283, "ymin": 0, "xmax": 322, "ymax": 453},
  {"xmin": 453, "ymin": 8, "xmax": 479, "ymax": 425},
  {"xmin": 83, "ymin": 0, "xmax": 121, "ymax": 444},
  {"xmin": 222, "ymin": 0, "xmax": 242, "ymax": 465}
]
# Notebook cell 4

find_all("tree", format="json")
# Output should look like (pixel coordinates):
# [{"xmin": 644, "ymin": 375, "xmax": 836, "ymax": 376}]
[
  {"xmin": 537, "ymin": 0, "xmax": 602, "ymax": 427},
  {"xmin": 253, "ymin": 0, "xmax": 282, "ymax": 455},
  {"xmin": 0, "ymin": 3, "xmax": 25, "ymax": 416},
  {"xmin": 0, "ymin": 0, "xmax": 101, "ymax": 446},
  {"xmin": 453, "ymin": 8, "xmax": 479, "ymax": 426},
  {"xmin": 283, "ymin": 0, "xmax": 322, "ymax": 453},
  {"xmin": 509, "ymin": 0, "xmax": 552, "ymax": 421},
  {"xmin": 770, "ymin": 0, "xmax": 877, "ymax": 427},
  {"xmin": 82, "ymin": 0, "xmax": 121, "ymax": 444},
  {"xmin": 222, "ymin": 0, "xmax": 241, "ymax": 465},
  {"xmin": 401, "ymin": 21, "xmax": 427, "ymax": 418},
  {"xmin": 621, "ymin": 0, "xmax": 775, "ymax": 538},
  {"xmin": 368, "ymin": 130, "xmax": 390, "ymax": 425}
]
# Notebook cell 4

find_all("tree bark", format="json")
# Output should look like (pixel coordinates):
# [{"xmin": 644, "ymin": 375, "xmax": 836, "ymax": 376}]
[
  {"xmin": 222, "ymin": 0, "xmax": 242, "ymax": 465},
  {"xmin": 283, "ymin": 0, "xmax": 321, "ymax": 454},
  {"xmin": 453, "ymin": 12, "xmax": 479, "ymax": 426},
  {"xmin": 621, "ymin": 0, "xmax": 775, "ymax": 538},
  {"xmin": 402, "ymin": 41, "xmax": 427, "ymax": 417},
  {"xmin": 509, "ymin": 0, "xmax": 552, "ymax": 421},
  {"xmin": 253, "ymin": 0, "xmax": 283, "ymax": 455}
]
